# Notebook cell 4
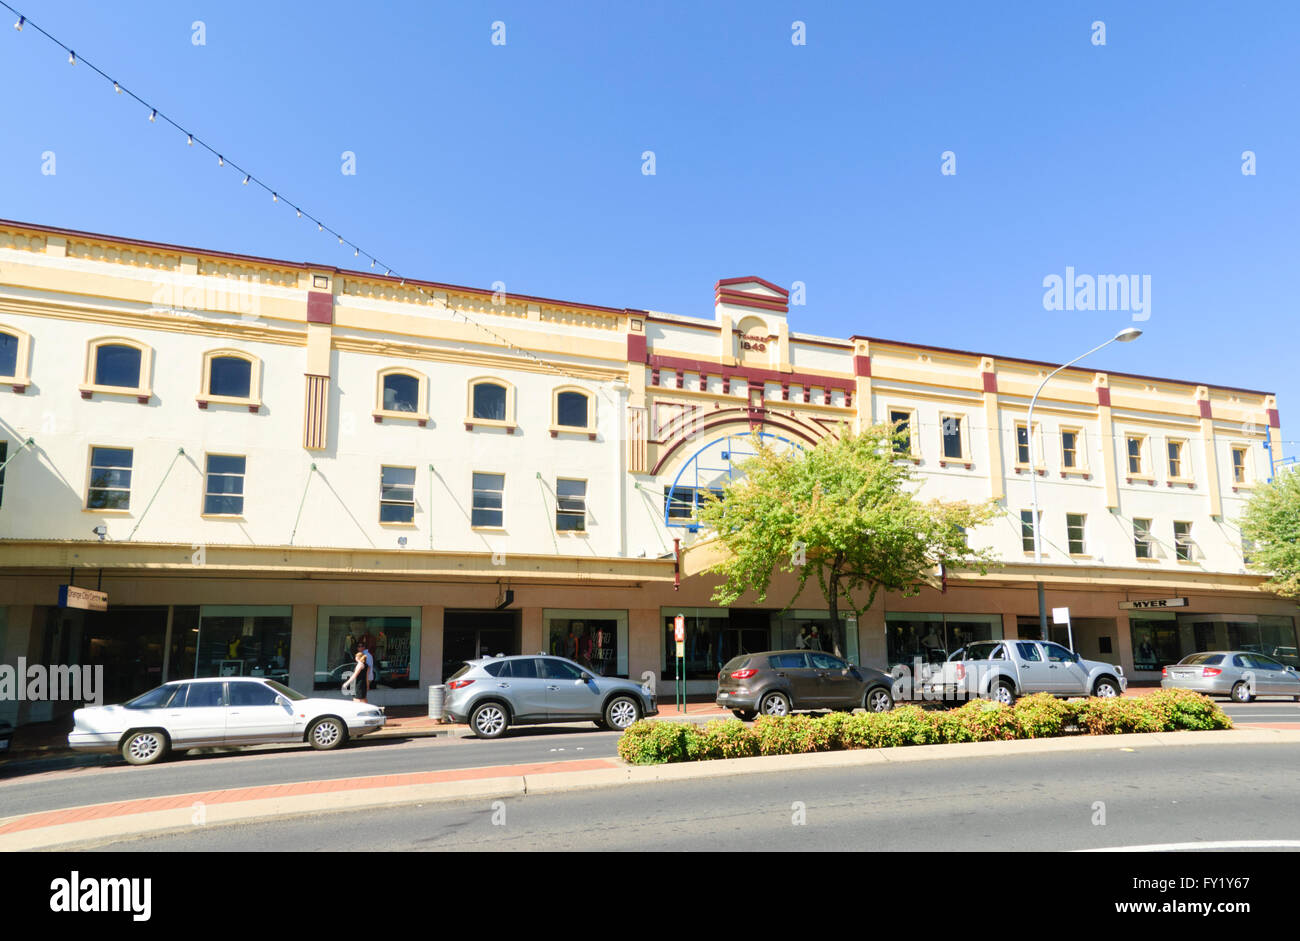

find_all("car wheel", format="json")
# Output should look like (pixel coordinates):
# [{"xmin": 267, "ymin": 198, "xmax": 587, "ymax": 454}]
[
  {"xmin": 1231, "ymin": 682, "xmax": 1253, "ymax": 704},
  {"xmin": 993, "ymin": 681, "xmax": 1016, "ymax": 706},
  {"xmin": 470, "ymin": 702, "xmax": 509, "ymax": 739},
  {"xmin": 759, "ymin": 691, "xmax": 791, "ymax": 716},
  {"xmin": 121, "ymin": 729, "xmax": 168, "ymax": 766},
  {"xmin": 864, "ymin": 687, "xmax": 894, "ymax": 713},
  {"xmin": 604, "ymin": 696, "xmax": 641, "ymax": 731},
  {"xmin": 732, "ymin": 709, "xmax": 756, "ymax": 721},
  {"xmin": 1092, "ymin": 677, "xmax": 1121, "ymax": 698},
  {"xmin": 307, "ymin": 716, "xmax": 348, "ymax": 750}
]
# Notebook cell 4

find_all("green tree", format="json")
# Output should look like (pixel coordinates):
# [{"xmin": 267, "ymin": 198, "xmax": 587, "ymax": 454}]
[
  {"xmin": 1239, "ymin": 468, "xmax": 1300, "ymax": 598},
  {"xmin": 693, "ymin": 425, "xmax": 997, "ymax": 631}
]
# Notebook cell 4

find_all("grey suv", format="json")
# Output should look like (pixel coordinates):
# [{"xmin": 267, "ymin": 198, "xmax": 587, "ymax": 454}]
[
  {"xmin": 444, "ymin": 655, "xmax": 658, "ymax": 738},
  {"xmin": 715, "ymin": 650, "xmax": 895, "ymax": 718}
]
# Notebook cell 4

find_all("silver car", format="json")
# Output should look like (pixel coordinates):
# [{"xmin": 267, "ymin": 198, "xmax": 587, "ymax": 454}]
[
  {"xmin": 444, "ymin": 655, "xmax": 658, "ymax": 738},
  {"xmin": 1161, "ymin": 651, "xmax": 1300, "ymax": 703}
]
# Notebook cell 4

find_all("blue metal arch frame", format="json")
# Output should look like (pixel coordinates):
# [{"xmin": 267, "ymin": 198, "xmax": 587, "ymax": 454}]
[{"xmin": 662, "ymin": 431, "xmax": 803, "ymax": 532}]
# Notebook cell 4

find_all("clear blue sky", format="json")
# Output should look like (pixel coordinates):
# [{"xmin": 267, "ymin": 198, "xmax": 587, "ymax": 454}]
[{"xmin": 2, "ymin": 1, "xmax": 1297, "ymax": 454}]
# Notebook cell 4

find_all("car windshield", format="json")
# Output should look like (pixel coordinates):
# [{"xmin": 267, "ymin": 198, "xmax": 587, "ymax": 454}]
[
  {"xmin": 447, "ymin": 663, "xmax": 473, "ymax": 681},
  {"xmin": 123, "ymin": 685, "xmax": 179, "ymax": 709},
  {"xmin": 263, "ymin": 679, "xmax": 306, "ymax": 701},
  {"xmin": 1181, "ymin": 653, "xmax": 1224, "ymax": 666}
]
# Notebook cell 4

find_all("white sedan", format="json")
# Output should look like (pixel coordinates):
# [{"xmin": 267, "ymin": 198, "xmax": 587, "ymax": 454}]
[{"xmin": 68, "ymin": 677, "xmax": 386, "ymax": 765}]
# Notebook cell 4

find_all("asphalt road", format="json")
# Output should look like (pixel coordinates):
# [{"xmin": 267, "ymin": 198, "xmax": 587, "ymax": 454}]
[
  {"xmin": 0, "ymin": 724, "xmax": 622, "ymax": 818},
  {"xmin": 82, "ymin": 742, "xmax": 1300, "ymax": 852},
  {"xmin": 1, "ymin": 700, "xmax": 1293, "ymax": 820}
]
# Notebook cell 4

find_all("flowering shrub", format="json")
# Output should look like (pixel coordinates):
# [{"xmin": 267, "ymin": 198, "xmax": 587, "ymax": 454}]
[{"xmin": 617, "ymin": 691, "xmax": 1232, "ymax": 764}]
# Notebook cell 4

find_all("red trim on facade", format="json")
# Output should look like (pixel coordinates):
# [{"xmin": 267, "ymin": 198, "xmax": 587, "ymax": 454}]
[
  {"xmin": 649, "ymin": 410, "xmax": 824, "ymax": 475},
  {"xmin": 854, "ymin": 354, "xmax": 871, "ymax": 378},
  {"xmin": 714, "ymin": 291, "xmax": 789, "ymax": 314},
  {"xmin": 306, "ymin": 291, "xmax": 333, "ymax": 324},
  {"xmin": 981, "ymin": 372, "xmax": 997, "ymax": 394},
  {"xmin": 1198, "ymin": 399, "xmax": 1213, "ymax": 420},
  {"xmin": 626, "ymin": 333, "xmax": 647, "ymax": 364},
  {"xmin": 714, "ymin": 276, "xmax": 790, "ymax": 298},
  {"xmin": 1268, "ymin": 408, "xmax": 1280, "ymax": 428},
  {"xmin": 1097, "ymin": 387, "xmax": 1111, "ymax": 407},
  {"xmin": 781, "ymin": 383, "xmax": 790, "ymax": 401},
  {"xmin": 646, "ymin": 354, "xmax": 855, "ymax": 392},
  {"xmin": 675, "ymin": 370, "xmax": 684, "ymax": 389}
]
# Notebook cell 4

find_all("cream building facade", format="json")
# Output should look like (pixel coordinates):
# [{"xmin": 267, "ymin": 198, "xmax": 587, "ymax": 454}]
[{"xmin": 0, "ymin": 219, "xmax": 1293, "ymax": 725}]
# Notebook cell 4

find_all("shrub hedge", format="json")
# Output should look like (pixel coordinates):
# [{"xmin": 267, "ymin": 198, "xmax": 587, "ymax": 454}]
[{"xmin": 615, "ymin": 689, "xmax": 1232, "ymax": 765}]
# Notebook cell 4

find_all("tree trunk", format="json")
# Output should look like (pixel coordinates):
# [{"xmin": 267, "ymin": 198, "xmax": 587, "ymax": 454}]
[{"xmin": 827, "ymin": 569, "xmax": 839, "ymax": 650}]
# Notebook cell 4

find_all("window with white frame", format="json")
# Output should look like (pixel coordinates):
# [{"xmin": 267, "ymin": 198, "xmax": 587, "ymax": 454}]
[
  {"xmin": 556, "ymin": 478, "xmax": 587, "ymax": 532},
  {"xmin": 1167, "ymin": 439, "xmax": 1185, "ymax": 479},
  {"xmin": 204, "ymin": 454, "xmax": 246, "ymax": 515},
  {"xmin": 1061, "ymin": 428, "xmax": 1083, "ymax": 470},
  {"xmin": 552, "ymin": 387, "xmax": 595, "ymax": 436},
  {"xmin": 87, "ymin": 446, "xmax": 133, "ymax": 510},
  {"xmin": 1066, "ymin": 513, "xmax": 1087, "ymax": 555},
  {"xmin": 83, "ymin": 338, "xmax": 153, "ymax": 399},
  {"xmin": 1020, "ymin": 509, "xmax": 1039, "ymax": 553},
  {"xmin": 1126, "ymin": 435, "xmax": 1146, "ymax": 475},
  {"xmin": 374, "ymin": 369, "xmax": 428, "ymax": 423},
  {"xmin": 888, "ymin": 408, "xmax": 918, "ymax": 457},
  {"xmin": 467, "ymin": 378, "xmax": 514, "ymax": 429},
  {"xmin": 941, "ymin": 415, "xmax": 965, "ymax": 461},
  {"xmin": 472, "ymin": 472, "xmax": 505, "ymax": 527},
  {"xmin": 1133, "ymin": 518, "xmax": 1154, "ymax": 559},
  {"xmin": 1015, "ymin": 423, "xmax": 1032, "ymax": 466},
  {"xmin": 380, "ymin": 465, "xmax": 416, "ymax": 523},
  {"xmin": 1174, "ymin": 521, "xmax": 1193, "ymax": 561},
  {"xmin": 1231, "ymin": 446, "xmax": 1250, "ymax": 484},
  {"xmin": 0, "ymin": 325, "xmax": 32, "ymax": 388}
]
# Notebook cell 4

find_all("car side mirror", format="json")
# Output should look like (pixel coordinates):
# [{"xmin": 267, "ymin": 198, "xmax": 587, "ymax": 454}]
[
  {"xmin": 276, "ymin": 696, "xmax": 290, "ymax": 708},
  {"xmin": 580, "ymin": 673, "xmax": 593, "ymax": 683}
]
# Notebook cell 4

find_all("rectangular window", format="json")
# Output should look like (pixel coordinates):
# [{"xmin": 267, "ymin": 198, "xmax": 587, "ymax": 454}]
[
  {"xmin": 556, "ymin": 478, "xmax": 587, "ymax": 532},
  {"xmin": 663, "ymin": 486, "xmax": 723, "ymax": 521},
  {"xmin": 472, "ymin": 472, "xmax": 505, "ymax": 528},
  {"xmin": 379, "ymin": 465, "xmax": 416, "ymax": 523},
  {"xmin": 204, "ymin": 454, "xmax": 246, "ymax": 515},
  {"xmin": 87, "ymin": 446, "xmax": 133, "ymax": 510},
  {"xmin": 1134, "ymin": 518, "xmax": 1153, "ymax": 559},
  {"xmin": 942, "ymin": 416, "xmax": 964, "ymax": 460},
  {"xmin": 1020, "ymin": 509, "xmax": 1038, "ymax": 553},
  {"xmin": 1015, "ymin": 424, "xmax": 1031, "ymax": 465},
  {"xmin": 1243, "ymin": 537, "xmax": 1255, "ymax": 566},
  {"xmin": 889, "ymin": 409, "xmax": 913, "ymax": 455},
  {"xmin": 1174, "ymin": 521, "xmax": 1193, "ymax": 561},
  {"xmin": 1061, "ymin": 430, "xmax": 1079, "ymax": 469},
  {"xmin": 1167, "ymin": 440, "xmax": 1184, "ymax": 479},
  {"xmin": 1067, "ymin": 513, "xmax": 1086, "ymax": 555},
  {"xmin": 1232, "ymin": 447, "xmax": 1248, "ymax": 484},
  {"xmin": 0, "ymin": 440, "xmax": 6, "ymax": 507},
  {"xmin": 1127, "ymin": 436, "xmax": 1144, "ymax": 475}
]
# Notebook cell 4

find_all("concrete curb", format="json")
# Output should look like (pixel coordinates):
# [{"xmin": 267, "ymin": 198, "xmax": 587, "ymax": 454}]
[{"xmin": 4, "ymin": 726, "xmax": 1298, "ymax": 850}]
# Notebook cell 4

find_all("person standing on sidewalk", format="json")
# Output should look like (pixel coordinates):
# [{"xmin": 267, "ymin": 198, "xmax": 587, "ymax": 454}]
[{"xmin": 343, "ymin": 648, "xmax": 369, "ymax": 703}]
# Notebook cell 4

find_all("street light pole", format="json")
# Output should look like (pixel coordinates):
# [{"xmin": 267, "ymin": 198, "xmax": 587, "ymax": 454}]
[{"xmin": 1029, "ymin": 327, "xmax": 1142, "ymax": 643}]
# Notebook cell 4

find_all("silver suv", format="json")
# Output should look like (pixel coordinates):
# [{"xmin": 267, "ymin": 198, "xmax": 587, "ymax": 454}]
[{"xmin": 444, "ymin": 655, "xmax": 658, "ymax": 738}]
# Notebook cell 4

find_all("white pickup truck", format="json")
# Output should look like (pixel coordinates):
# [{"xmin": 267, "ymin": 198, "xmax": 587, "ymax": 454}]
[{"xmin": 918, "ymin": 639, "xmax": 1126, "ymax": 705}]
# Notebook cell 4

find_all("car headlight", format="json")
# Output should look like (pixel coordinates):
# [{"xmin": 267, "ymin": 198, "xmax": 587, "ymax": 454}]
[{"xmin": 359, "ymin": 709, "xmax": 383, "ymax": 717}]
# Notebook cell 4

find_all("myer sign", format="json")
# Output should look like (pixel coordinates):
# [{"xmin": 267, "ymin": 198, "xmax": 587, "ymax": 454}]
[
  {"xmin": 58, "ymin": 585, "xmax": 108, "ymax": 611},
  {"xmin": 1119, "ymin": 598, "xmax": 1189, "ymax": 610}
]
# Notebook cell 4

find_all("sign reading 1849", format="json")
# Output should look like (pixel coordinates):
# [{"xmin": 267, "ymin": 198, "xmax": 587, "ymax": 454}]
[{"xmin": 1119, "ymin": 597, "xmax": 1189, "ymax": 610}]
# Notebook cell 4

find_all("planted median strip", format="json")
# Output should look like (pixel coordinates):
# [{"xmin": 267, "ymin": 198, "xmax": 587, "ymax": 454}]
[{"xmin": 618, "ymin": 690, "xmax": 1233, "ymax": 765}]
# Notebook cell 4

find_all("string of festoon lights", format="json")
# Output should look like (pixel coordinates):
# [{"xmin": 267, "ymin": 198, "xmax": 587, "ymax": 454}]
[{"xmin": 4, "ymin": 1, "xmax": 620, "ymax": 393}]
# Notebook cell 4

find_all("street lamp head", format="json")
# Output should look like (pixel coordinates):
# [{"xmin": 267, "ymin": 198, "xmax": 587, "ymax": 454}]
[{"xmin": 1113, "ymin": 327, "xmax": 1142, "ymax": 342}]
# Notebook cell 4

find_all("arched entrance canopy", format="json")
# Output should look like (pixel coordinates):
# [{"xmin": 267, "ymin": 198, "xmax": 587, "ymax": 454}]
[{"xmin": 663, "ymin": 431, "xmax": 803, "ymax": 531}]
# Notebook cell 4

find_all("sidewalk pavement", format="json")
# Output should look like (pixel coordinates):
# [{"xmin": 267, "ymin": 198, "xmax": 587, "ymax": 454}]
[{"xmin": 3, "ymin": 725, "xmax": 1297, "ymax": 851}]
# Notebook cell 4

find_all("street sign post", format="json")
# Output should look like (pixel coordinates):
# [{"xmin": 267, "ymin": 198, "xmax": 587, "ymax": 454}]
[
  {"xmin": 1051, "ymin": 606, "xmax": 1074, "ymax": 652},
  {"xmin": 674, "ymin": 614, "xmax": 685, "ymax": 713}
]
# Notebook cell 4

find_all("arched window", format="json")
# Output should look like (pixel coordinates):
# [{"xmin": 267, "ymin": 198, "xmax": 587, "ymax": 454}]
[
  {"xmin": 550, "ymin": 386, "xmax": 596, "ymax": 438},
  {"xmin": 373, "ymin": 368, "xmax": 429, "ymax": 425},
  {"xmin": 465, "ymin": 378, "xmax": 515, "ymax": 432},
  {"xmin": 0, "ymin": 325, "xmax": 32, "ymax": 392},
  {"xmin": 81, "ymin": 337, "xmax": 153, "ymax": 402},
  {"xmin": 199, "ymin": 350, "xmax": 262, "ymax": 411}
]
